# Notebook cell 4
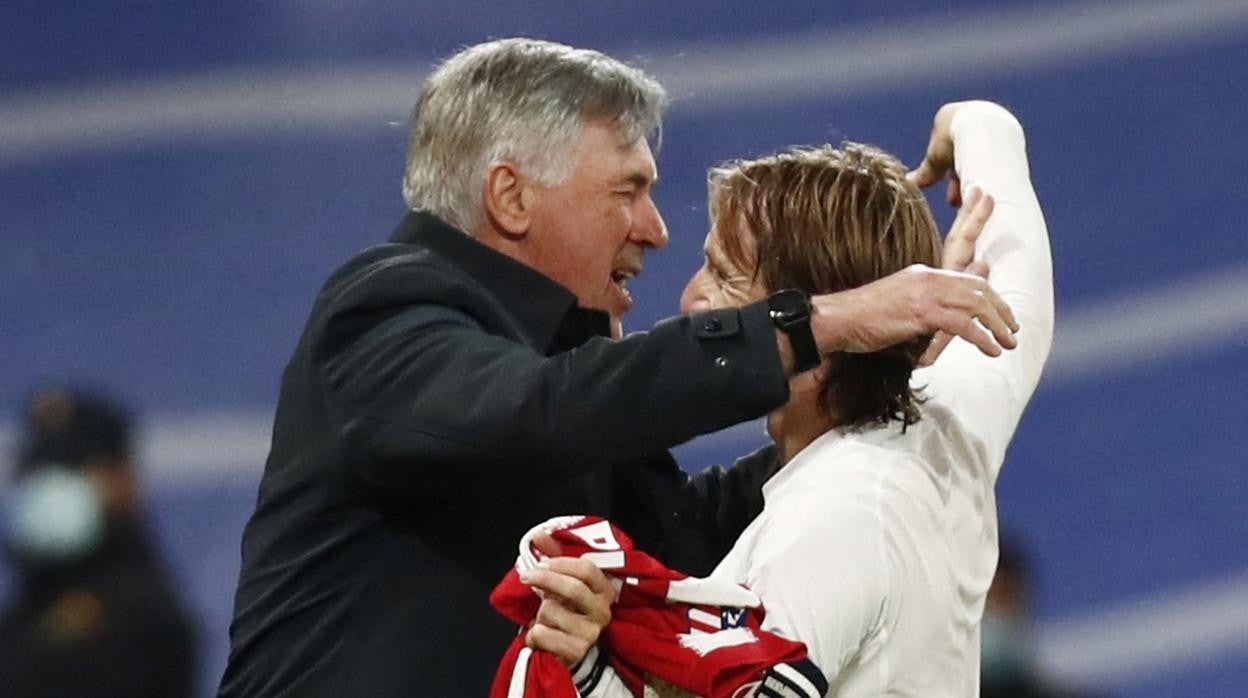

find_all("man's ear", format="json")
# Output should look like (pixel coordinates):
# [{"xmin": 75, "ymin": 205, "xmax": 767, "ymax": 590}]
[{"xmin": 483, "ymin": 162, "xmax": 536, "ymax": 239}]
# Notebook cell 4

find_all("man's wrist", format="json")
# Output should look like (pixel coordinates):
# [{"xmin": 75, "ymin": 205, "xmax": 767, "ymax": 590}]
[
  {"xmin": 775, "ymin": 292, "xmax": 853, "ymax": 375},
  {"xmin": 767, "ymin": 289, "xmax": 820, "ymax": 374},
  {"xmin": 809, "ymin": 292, "xmax": 850, "ymax": 355}
]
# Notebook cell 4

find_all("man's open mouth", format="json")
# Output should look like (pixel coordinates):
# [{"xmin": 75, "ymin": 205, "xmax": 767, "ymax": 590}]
[{"xmin": 611, "ymin": 268, "xmax": 639, "ymax": 303}]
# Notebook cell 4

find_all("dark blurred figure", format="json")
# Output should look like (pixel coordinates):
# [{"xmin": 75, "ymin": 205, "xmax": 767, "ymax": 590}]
[
  {"xmin": 0, "ymin": 388, "xmax": 198, "ymax": 698},
  {"xmin": 982, "ymin": 537, "xmax": 1107, "ymax": 698}
]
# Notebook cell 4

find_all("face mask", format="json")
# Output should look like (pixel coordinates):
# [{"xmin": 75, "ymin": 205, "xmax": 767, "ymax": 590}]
[
  {"xmin": 980, "ymin": 610, "xmax": 1033, "ymax": 684},
  {"xmin": 5, "ymin": 466, "xmax": 104, "ymax": 563}
]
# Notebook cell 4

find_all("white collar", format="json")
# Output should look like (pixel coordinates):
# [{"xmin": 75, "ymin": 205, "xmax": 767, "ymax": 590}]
[{"xmin": 761, "ymin": 426, "xmax": 850, "ymax": 503}]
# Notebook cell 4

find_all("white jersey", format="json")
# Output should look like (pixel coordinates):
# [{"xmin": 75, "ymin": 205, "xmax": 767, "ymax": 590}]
[{"xmin": 712, "ymin": 102, "xmax": 1054, "ymax": 697}]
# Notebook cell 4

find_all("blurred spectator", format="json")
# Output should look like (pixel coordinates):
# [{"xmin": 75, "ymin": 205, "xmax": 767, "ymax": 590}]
[
  {"xmin": 0, "ymin": 388, "xmax": 198, "ymax": 698},
  {"xmin": 982, "ymin": 536, "xmax": 1106, "ymax": 698}
]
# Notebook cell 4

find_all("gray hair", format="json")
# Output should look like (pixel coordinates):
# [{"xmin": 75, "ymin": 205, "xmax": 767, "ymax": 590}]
[{"xmin": 402, "ymin": 38, "xmax": 668, "ymax": 232}]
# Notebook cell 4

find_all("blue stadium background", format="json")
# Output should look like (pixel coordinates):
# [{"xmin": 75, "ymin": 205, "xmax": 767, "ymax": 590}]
[{"xmin": 3, "ymin": 1, "xmax": 1247, "ymax": 695}]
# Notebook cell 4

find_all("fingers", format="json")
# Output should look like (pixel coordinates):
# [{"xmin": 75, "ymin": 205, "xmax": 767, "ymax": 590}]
[
  {"xmin": 530, "ymin": 532, "xmax": 563, "ymax": 558},
  {"xmin": 919, "ymin": 261, "xmax": 1008, "ymax": 366},
  {"xmin": 931, "ymin": 189, "xmax": 997, "ymax": 362},
  {"xmin": 942, "ymin": 187, "xmax": 979, "ymax": 270},
  {"xmin": 918, "ymin": 331, "xmax": 952, "ymax": 367},
  {"xmin": 533, "ymin": 596, "xmax": 600, "ymax": 639},
  {"xmin": 962, "ymin": 189, "xmax": 995, "ymax": 239},
  {"xmin": 927, "ymin": 271, "xmax": 1019, "ymax": 355},
  {"xmin": 942, "ymin": 188, "xmax": 993, "ymax": 272},
  {"xmin": 520, "ymin": 557, "xmax": 615, "ymax": 667},
  {"xmin": 980, "ymin": 282, "xmax": 1020, "ymax": 340},
  {"xmin": 525, "ymin": 609, "xmax": 596, "ymax": 666},
  {"xmin": 520, "ymin": 559, "xmax": 612, "ymax": 625},
  {"xmin": 970, "ymin": 289, "xmax": 1018, "ymax": 352},
  {"xmin": 810, "ymin": 265, "xmax": 1019, "ymax": 356},
  {"xmin": 544, "ymin": 556, "xmax": 616, "ymax": 600},
  {"xmin": 950, "ymin": 270, "xmax": 1018, "ymax": 335},
  {"xmin": 947, "ymin": 188, "xmax": 972, "ymax": 235},
  {"xmin": 927, "ymin": 306, "xmax": 1001, "ymax": 358}
]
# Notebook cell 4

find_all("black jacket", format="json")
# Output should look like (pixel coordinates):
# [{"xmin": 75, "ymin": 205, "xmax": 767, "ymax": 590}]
[{"xmin": 218, "ymin": 212, "xmax": 789, "ymax": 697}]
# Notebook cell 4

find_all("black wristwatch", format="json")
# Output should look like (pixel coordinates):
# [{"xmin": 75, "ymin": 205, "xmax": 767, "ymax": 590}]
[{"xmin": 767, "ymin": 289, "xmax": 821, "ymax": 374}]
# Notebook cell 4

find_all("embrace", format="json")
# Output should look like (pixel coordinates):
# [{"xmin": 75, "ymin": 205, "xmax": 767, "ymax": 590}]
[{"xmin": 219, "ymin": 38, "xmax": 1050, "ymax": 698}]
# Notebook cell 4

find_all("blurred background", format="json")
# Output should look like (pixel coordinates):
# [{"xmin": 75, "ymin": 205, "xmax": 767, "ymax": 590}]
[{"xmin": 2, "ymin": 0, "xmax": 1246, "ymax": 695}]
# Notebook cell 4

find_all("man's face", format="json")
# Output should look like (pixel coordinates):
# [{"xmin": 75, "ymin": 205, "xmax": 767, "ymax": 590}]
[
  {"xmin": 527, "ymin": 122, "xmax": 668, "ymax": 335},
  {"xmin": 679, "ymin": 220, "xmax": 768, "ymax": 314}
]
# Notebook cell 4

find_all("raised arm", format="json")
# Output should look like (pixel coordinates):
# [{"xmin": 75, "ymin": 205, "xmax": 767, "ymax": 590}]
[{"xmin": 910, "ymin": 101, "xmax": 1055, "ymax": 472}]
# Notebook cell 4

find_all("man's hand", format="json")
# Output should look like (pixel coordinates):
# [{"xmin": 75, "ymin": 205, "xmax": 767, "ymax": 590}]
[
  {"xmin": 811, "ymin": 264, "xmax": 1017, "ymax": 357},
  {"xmin": 941, "ymin": 186, "xmax": 993, "ymax": 273},
  {"xmin": 908, "ymin": 100, "xmax": 977, "ymax": 192},
  {"xmin": 820, "ymin": 99, "xmax": 1013, "ymax": 365},
  {"xmin": 519, "ymin": 535, "xmax": 615, "ymax": 667},
  {"xmin": 920, "ymin": 186, "xmax": 995, "ymax": 365}
]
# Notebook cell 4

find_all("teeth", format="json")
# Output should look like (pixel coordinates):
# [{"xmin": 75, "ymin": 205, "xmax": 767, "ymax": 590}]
[{"xmin": 611, "ymin": 272, "xmax": 635, "ymax": 299}]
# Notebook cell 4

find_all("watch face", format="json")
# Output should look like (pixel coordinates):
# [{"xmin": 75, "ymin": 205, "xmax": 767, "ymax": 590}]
[{"xmin": 769, "ymin": 289, "xmax": 810, "ymax": 321}]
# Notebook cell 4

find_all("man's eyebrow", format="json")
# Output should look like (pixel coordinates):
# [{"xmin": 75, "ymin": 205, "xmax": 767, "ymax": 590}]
[{"xmin": 620, "ymin": 172, "xmax": 657, "ymax": 189}]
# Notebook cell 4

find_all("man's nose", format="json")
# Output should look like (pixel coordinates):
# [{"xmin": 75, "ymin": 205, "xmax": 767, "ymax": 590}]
[{"xmin": 632, "ymin": 196, "xmax": 669, "ymax": 249}]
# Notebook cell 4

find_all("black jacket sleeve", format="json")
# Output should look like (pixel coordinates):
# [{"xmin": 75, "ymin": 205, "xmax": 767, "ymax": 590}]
[
  {"xmin": 313, "ymin": 261, "xmax": 788, "ymax": 500},
  {"xmin": 680, "ymin": 444, "xmax": 781, "ymax": 563},
  {"xmin": 606, "ymin": 445, "xmax": 780, "ymax": 576}
]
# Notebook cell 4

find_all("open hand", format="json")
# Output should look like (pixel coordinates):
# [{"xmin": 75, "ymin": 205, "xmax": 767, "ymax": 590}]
[{"xmin": 812, "ymin": 263, "xmax": 1017, "ymax": 358}]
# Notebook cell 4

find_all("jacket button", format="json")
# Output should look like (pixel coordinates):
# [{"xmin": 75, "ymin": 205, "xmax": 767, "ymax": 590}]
[
  {"xmin": 703, "ymin": 317, "xmax": 722, "ymax": 333},
  {"xmin": 715, "ymin": 356, "xmax": 729, "ymax": 368}
]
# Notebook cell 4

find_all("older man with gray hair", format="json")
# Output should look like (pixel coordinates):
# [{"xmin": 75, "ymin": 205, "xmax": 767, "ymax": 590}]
[{"xmin": 218, "ymin": 38, "xmax": 1017, "ymax": 697}]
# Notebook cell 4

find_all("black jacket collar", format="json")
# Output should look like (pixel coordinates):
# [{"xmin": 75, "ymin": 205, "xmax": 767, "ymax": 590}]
[{"xmin": 389, "ymin": 211, "xmax": 611, "ymax": 351}]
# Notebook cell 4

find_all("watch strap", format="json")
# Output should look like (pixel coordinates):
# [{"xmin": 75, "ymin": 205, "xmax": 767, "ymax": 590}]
[{"xmin": 786, "ymin": 318, "xmax": 820, "ymax": 373}]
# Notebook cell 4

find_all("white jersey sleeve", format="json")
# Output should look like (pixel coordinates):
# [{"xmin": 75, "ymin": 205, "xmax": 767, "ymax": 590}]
[
  {"xmin": 912, "ymin": 101, "xmax": 1055, "ymax": 477},
  {"xmin": 743, "ymin": 487, "xmax": 895, "ymax": 688}
]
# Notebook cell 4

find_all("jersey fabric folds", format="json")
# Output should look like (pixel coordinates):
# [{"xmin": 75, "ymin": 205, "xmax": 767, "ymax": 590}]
[{"xmin": 490, "ymin": 516, "xmax": 827, "ymax": 698}]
